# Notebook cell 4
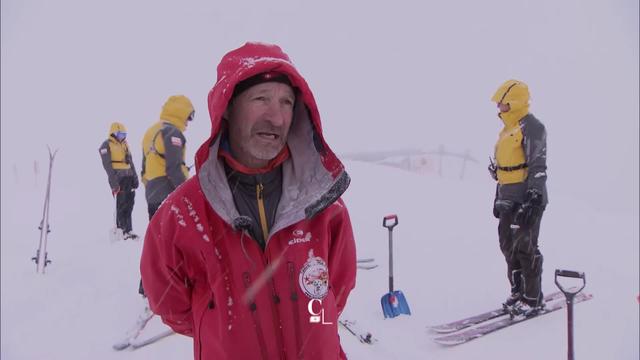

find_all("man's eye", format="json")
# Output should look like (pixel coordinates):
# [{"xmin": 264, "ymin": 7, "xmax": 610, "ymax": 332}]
[{"xmin": 282, "ymin": 99, "xmax": 294, "ymax": 106}]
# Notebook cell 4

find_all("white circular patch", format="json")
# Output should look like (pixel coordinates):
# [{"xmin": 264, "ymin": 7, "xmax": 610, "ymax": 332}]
[{"xmin": 299, "ymin": 249, "xmax": 329, "ymax": 300}]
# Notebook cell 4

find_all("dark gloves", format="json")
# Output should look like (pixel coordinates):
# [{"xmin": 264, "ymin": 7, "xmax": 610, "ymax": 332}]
[
  {"xmin": 493, "ymin": 200, "xmax": 500, "ymax": 218},
  {"xmin": 513, "ymin": 189, "xmax": 543, "ymax": 228},
  {"xmin": 488, "ymin": 157, "xmax": 498, "ymax": 181}
]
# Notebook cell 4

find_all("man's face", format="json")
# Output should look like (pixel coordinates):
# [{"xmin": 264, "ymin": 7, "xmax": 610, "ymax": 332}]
[
  {"xmin": 226, "ymin": 82, "xmax": 295, "ymax": 168},
  {"xmin": 115, "ymin": 131, "xmax": 127, "ymax": 142},
  {"xmin": 185, "ymin": 111, "xmax": 194, "ymax": 130},
  {"xmin": 497, "ymin": 102, "xmax": 511, "ymax": 113}
]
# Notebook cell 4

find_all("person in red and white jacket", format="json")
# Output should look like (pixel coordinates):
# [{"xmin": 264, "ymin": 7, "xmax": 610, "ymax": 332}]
[{"xmin": 140, "ymin": 42, "xmax": 356, "ymax": 360}]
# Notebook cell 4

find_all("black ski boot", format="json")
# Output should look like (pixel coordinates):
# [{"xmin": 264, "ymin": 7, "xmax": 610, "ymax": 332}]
[
  {"xmin": 502, "ymin": 292, "xmax": 521, "ymax": 310},
  {"xmin": 503, "ymin": 269, "xmax": 523, "ymax": 310},
  {"xmin": 509, "ymin": 295, "xmax": 545, "ymax": 319}
]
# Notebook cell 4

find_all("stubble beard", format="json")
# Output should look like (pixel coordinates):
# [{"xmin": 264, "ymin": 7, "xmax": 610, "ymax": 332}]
[
  {"xmin": 245, "ymin": 137, "xmax": 285, "ymax": 161},
  {"xmin": 246, "ymin": 121, "xmax": 287, "ymax": 161}
]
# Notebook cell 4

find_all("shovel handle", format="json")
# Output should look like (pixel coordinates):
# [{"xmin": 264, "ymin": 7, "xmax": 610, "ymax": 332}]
[
  {"xmin": 555, "ymin": 269, "xmax": 586, "ymax": 296},
  {"xmin": 383, "ymin": 214, "xmax": 398, "ymax": 229},
  {"xmin": 556, "ymin": 269, "xmax": 584, "ymax": 279}
]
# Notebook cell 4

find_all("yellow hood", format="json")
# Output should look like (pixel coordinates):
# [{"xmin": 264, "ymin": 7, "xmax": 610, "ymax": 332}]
[
  {"xmin": 109, "ymin": 122, "xmax": 127, "ymax": 136},
  {"xmin": 159, "ymin": 95, "xmax": 194, "ymax": 132},
  {"xmin": 491, "ymin": 80, "xmax": 530, "ymax": 126}
]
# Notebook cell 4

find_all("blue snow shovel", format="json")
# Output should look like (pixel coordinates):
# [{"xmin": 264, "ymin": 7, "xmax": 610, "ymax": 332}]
[{"xmin": 381, "ymin": 214, "xmax": 411, "ymax": 318}]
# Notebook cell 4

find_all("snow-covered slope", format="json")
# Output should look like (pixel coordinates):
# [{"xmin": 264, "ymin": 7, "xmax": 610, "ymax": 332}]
[{"xmin": 1, "ymin": 156, "xmax": 637, "ymax": 359}]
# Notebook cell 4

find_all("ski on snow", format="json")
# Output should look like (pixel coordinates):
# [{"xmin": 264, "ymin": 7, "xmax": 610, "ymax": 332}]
[
  {"xmin": 357, "ymin": 264, "xmax": 379, "ymax": 270},
  {"xmin": 129, "ymin": 329, "xmax": 175, "ymax": 350},
  {"xmin": 432, "ymin": 292, "xmax": 593, "ymax": 346},
  {"xmin": 112, "ymin": 307, "xmax": 155, "ymax": 351},
  {"xmin": 429, "ymin": 289, "xmax": 569, "ymax": 334},
  {"xmin": 357, "ymin": 258, "xmax": 378, "ymax": 270},
  {"xmin": 339, "ymin": 319, "xmax": 378, "ymax": 345}
]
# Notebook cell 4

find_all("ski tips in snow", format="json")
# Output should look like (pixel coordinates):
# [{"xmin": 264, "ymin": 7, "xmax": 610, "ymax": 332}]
[
  {"xmin": 339, "ymin": 319, "xmax": 378, "ymax": 345},
  {"xmin": 129, "ymin": 329, "xmax": 175, "ymax": 350},
  {"xmin": 112, "ymin": 305, "xmax": 168, "ymax": 351},
  {"xmin": 357, "ymin": 264, "xmax": 379, "ymax": 270},
  {"xmin": 356, "ymin": 257, "xmax": 378, "ymax": 270}
]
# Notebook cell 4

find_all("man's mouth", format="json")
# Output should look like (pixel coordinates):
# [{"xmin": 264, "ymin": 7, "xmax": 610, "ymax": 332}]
[{"xmin": 256, "ymin": 132, "xmax": 280, "ymax": 141}]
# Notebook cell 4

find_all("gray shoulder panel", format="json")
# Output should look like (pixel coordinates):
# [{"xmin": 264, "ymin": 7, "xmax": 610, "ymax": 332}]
[
  {"xmin": 99, "ymin": 139, "xmax": 117, "ymax": 188},
  {"xmin": 521, "ymin": 114, "xmax": 549, "ymax": 204},
  {"xmin": 161, "ymin": 124, "xmax": 187, "ymax": 188}
]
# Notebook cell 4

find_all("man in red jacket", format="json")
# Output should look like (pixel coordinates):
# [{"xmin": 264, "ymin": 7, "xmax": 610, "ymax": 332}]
[{"xmin": 141, "ymin": 42, "xmax": 357, "ymax": 359}]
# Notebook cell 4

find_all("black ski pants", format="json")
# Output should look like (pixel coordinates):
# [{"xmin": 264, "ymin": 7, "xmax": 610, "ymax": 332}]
[
  {"xmin": 147, "ymin": 202, "xmax": 162, "ymax": 220},
  {"xmin": 116, "ymin": 176, "xmax": 136, "ymax": 233},
  {"xmin": 498, "ymin": 206, "xmax": 545, "ymax": 306},
  {"xmin": 139, "ymin": 201, "xmax": 162, "ymax": 297}
]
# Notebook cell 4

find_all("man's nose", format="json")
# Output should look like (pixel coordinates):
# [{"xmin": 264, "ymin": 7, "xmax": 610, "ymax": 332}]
[{"xmin": 264, "ymin": 102, "xmax": 286, "ymax": 127}]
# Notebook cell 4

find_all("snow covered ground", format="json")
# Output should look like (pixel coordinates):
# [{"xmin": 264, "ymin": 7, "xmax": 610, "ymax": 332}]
[{"xmin": 1, "ymin": 156, "xmax": 638, "ymax": 359}]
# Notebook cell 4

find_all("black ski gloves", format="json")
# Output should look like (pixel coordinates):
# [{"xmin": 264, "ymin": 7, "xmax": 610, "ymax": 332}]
[{"xmin": 513, "ymin": 189, "xmax": 543, "ymax": 228}]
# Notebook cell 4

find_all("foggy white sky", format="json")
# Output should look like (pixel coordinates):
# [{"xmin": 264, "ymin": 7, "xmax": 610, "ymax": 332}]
[{"xmin": 1, "ymin": 0, "xmax": 638, "ymax": 212}]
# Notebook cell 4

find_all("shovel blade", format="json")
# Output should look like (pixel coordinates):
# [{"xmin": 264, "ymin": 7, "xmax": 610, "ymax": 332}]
[{"xmin": 381, "ymin": 290, "xmax": 411, "ymax": 318}]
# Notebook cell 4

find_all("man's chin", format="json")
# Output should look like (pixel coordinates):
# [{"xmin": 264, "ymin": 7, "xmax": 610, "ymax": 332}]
[{"xmin": 249, "ymin": 146, "xmax": 284, "ymax": 162}]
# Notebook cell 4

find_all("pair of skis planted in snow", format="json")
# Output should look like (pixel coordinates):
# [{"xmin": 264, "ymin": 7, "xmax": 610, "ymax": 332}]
[
  {"xmin": 31, "ymin": 146, "xmax": 58, "ymax": 274},
  {"xmin": 428, "ymin": 289, "xmax": 593, "ymax": 345}
]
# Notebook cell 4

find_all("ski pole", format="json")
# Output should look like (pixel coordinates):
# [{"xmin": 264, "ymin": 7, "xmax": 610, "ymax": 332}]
[
  {"xmin": 41, "ymin": 147, "xmax": 57, "ymax": 273},
  {"xmin": 555, "ymin": 269, "xmax": 586, "ymax": 360}
]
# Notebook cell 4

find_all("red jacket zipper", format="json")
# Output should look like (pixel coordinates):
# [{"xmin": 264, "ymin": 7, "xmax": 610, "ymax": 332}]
[
  {"xmin": 242, "ymin": 272, "xmax": 269, "ymax": 360},
  {"xmin": 288, "ymin": 261, "xmax": 305, "ymax": 359},
  {"xmin": 198, "ymin": 296, "xmax": 215, "ymax": 360}
]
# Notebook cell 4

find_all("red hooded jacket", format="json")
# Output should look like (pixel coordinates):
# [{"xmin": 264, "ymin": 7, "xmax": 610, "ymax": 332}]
[{"xmin": 140, "ymin": 42, "xmax": 357, "ymax": 360}]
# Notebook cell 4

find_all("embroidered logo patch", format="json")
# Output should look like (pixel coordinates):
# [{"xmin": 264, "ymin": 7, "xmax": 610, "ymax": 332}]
[
  {"xmin": 171, "ymin": 136, "xmax": 182, "ymax": 146},
  {"xmin": 99, "ymin": 148, "xmax": 108, "ymax": 155},
  {"xmin": 299, "ymin": 249, "xmax": 329, "ymax": 300},
  {"xmin": 288, "ymin": 230, "xmax": 312, "ymax": 246}
]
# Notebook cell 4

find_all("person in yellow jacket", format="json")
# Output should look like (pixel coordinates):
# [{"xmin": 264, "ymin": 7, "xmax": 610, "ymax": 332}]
[
  {"xmin": 488, "ymin": 80, "xmax": 548, "ymax": 317},
  {"xmin": 141, "ymin": 95, "xmax": 194, "ymax": 219},
  {"xmin": 138, "ymin": 95, "xmax": 193, "ymax": 297},
  {"xmin": 99, "ymin": 122, "xmax": 139, "ymax": 240}
]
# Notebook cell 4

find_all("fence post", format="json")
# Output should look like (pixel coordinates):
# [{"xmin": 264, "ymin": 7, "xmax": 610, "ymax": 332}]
[{"xmin": 460, "ymin": 149, "xmax": 471, "ymax": 180}]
